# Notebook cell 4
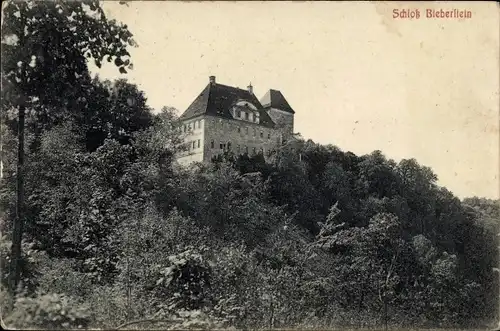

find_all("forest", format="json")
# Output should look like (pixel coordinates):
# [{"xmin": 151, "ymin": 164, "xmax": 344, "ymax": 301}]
[{"xmin": 1, "ymin": 1, "xmax": 499, "ymax": 329}]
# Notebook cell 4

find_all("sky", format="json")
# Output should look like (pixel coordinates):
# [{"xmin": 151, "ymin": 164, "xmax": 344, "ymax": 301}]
[{"xmin": 90, "ymin": 1, "xmax": 500, "ymax": 200}]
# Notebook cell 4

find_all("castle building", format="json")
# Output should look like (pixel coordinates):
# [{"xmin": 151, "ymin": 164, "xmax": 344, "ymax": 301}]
[{"xmin": 176, "ymin": 76, "xmax": 295, "ymax": 165}]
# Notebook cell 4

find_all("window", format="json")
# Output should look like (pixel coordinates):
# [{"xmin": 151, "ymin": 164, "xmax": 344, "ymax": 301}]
[
  {"xmin": 245, "ymin": 146, "xmax": 248, "ymax": 154},
  {"xmin": 245, "ymin": 112, "xmax": 249, "ymax": 120},
  {"xmin": 237, "ymin": 110, "xmax": 241, "ymax": 117},
  {"xmin": 227, "ymin": 142, "xmax": 232, "ymax": 150},
  {"xmin": 259, "ymin": 147, "xmax": 263, "ymax": 154},
  {"xmin": 237, "ymin": 127, "xmax": 241, "ymax": 133},
  {"xmin": 253, "ymin": 128, "xmax": 256, "ymax": 137},
  {"xmin": 253, "ymin": 114, "xmax": 257, "ymax": 122},
  {"xmin": 211, "ymin": 140, "xmax": 214, "ymax": 149},
  {"xmin": 220, "ymin": 143, "xmax": 223, "ymax": 149},
  {"xmin": 245, "ymin": 127, "xmax": 249, "ymax": 135},
  {"xmin": 197, "ymin": 120, "xmax": 201, "ymax": 129},
  {"xmin": 188, "ymin": 123, "xmax": 192, "ymax": 130},
  {"xmin": 192, "ymin": 141, "xmax": 196, "ymax": 149},
  {"xmin": 267, "ymin": 133, "xmax": 271, "ymax": 139},
  {"xmin": 260, "ymin": 132, "xmax": 263, "ymax": 138},
  {"xmin": 197, "ymin": 139, "xmax": 200, "ymax": 148},
  {"xmin": 183, "ymin": 125, "xmax": 186, "ymax": 132}
]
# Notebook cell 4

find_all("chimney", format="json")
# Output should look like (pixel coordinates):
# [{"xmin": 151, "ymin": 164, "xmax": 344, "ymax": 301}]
[
  {"xmin": 247, "ymin": 82, "xmax": 253, "ymax": 94},
  {"xmin": 209, "ymin": 75, "xmax": 216, "ymax": 85}
]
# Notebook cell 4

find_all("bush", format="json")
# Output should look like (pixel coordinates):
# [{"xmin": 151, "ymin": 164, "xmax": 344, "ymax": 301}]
[
  {"xmin": 0, "ymin": 236, "xmax": 46, "ymax": 295},
  {"xmin": 36, "ymin": 257, "xmax": 94, "ymax": 301},
  {"xmin": 2, "ymin": 288, "xmax": 91, "ymax": 330}
]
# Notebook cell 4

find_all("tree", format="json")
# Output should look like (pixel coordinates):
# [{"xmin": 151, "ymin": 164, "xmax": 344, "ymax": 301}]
[
  {"xmin": 461, "ymin": 197, "xmax": 500, "ymax": 326},
  {"xmin": 315, "ymin": 211, "xmax": 407, "ymax": 328},
  {"xmin": 77, "ymin": 78, "xmax": 153, "ymax": 152},
  {"xmin": 175, "ymin": 162, "xmax": 287, "ymax": 247},
  {"xmin": 1, "ymin": 0, "xmax": 135, "ymax": 294}
]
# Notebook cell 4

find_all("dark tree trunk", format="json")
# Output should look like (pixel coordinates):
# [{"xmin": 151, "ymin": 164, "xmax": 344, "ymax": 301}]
[
  {"xmin": 384, "ymin": 300, "xmax": 388, "ymax": 331},
  {"xmin": 9, "ymin": 103, "xmax": 25, "ymax": 295}
]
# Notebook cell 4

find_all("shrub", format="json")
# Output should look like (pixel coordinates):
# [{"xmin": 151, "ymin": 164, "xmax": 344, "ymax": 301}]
[{"xmin": 2, "ymin": 289, "xmax": 91, "ymax": 330}]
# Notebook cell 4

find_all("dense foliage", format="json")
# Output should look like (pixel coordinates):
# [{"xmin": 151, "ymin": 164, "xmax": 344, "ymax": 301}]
[{"xmin": 1, "ymin": 1, "xmax": 498, "ymax": 329}]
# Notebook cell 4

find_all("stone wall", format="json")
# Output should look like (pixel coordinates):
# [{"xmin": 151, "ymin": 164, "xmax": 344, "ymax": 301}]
[
  {"xmin": 266, "ymin": 108, "xmax": 294, "ymax": 137},
  {"xmin": 202, "ymin": 115, "xmax": 280, "ymax": 162},
  {"xmin": 176, "ymin": 110, "xmax": 295, "ymax": 165}
]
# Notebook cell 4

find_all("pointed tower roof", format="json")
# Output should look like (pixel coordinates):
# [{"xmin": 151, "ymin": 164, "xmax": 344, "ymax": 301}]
[{"xmin": 260, "ymin": 89, "xmax": 295, "ymax": 114}]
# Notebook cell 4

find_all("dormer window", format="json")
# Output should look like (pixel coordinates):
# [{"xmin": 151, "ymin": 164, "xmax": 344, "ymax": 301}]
[
  {"xmin": 235, "ymin": 100, "xmax": 257, "ymax": 110},
  {"xmin": 232, "ymin": 100, "xmax": 261, "ymax": 124}
]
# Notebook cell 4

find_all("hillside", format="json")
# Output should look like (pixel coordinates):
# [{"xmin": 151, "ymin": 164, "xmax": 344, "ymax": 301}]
[{"xmin": 0, "ymin": 1, "xmax": 498, "ymax": 329}]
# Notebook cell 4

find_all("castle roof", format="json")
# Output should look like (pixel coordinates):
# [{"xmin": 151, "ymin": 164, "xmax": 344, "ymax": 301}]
[
  {"xmin": 179, "ymin": 80, "xmax": 276, "ymax": 128},
  {"xmin": 260, "ymin": 89, "xmax": 295, "ymax": 114}
]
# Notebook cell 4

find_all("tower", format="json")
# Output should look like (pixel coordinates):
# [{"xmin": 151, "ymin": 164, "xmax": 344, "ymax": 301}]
[{"xmin": 260, "ymin": 89, "xmax": 295, "ymax": 140}]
